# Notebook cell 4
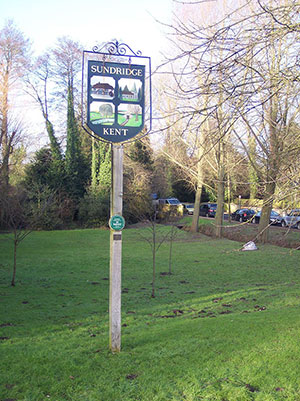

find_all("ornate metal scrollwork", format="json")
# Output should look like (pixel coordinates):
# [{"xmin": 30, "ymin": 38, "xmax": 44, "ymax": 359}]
[
  {"xmin": 82, "ymin": 40, "xmax": 151, "ymax": 144},
  {"xmin": 92, "ymin": 41, "xmax": 142, "ymax": 57}
]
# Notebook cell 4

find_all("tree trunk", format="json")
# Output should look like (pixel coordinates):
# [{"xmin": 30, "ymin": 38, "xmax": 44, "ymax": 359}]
[
  {"xmin": 152, "ymin": 247, "xmax": 156, "ymax": 298},
  {"xmin": 168, "ymin": 225, "xmax": 174, "ymax": 275},
  {"xmin": 152, "ymin": 222, "xmax": 156, "ymax": 298},
  {"xmin": 11, "ymin": 238, "xmax": 17, "ymax": 286},
  {"xmin": 215, "ymin": 136, "xmax": 225, "ymax": 238},
  {"xmin": 0, "ymin": 147, "xmax": 10, "ymax": 189},
  {"xmin": 248, "ymin": 133, "xmax": 259, "ymax": 199},
  {"xmin": 257, "ymin": 181, "xmax": 275, "ymax": 243},
  {"xmin": 191, "ymin": 146, "xmax": 204, "ymax": 233},
  {"xmin": 191, "ymin": 182, "xmax": 202, "ymax": 232},
  {"xmin": 227, "ymin": 175, "xmax": 232, "ymax": 222},
  {"xmin": 215, "ymin": 163, "xmax": 225, "ymax": 238},
  {"xmin": 257, "ymin": 79, "xmax": 279, "ymax": 243},
  {"xmin": 0, "ymin": 72, "xmax": 9, "ymax": 189}
]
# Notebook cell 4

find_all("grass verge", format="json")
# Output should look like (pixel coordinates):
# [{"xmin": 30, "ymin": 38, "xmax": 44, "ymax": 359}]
[{"xmin": 1, "ymin": 226, "xmax": 300, "ymax": 400}]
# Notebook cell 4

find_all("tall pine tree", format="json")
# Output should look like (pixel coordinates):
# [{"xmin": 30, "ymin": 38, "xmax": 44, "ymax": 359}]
[{"xmin": 51, "ymin": 37, "xmax": 89, "ymax": 200}]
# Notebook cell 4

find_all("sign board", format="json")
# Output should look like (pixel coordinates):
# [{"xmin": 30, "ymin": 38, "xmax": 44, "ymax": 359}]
[
  {"xmin": 109, "ymin": 215, "xmax": 125, "ymax": 231},
  {"xmin": 87, "ymin": 61, "xmax": 145, "ymax": 143}
]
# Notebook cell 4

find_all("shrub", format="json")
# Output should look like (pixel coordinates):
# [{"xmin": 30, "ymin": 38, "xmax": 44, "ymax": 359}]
[{"xmin": 78, "ymin": 190, "xmax": 110, "ymax": 228}]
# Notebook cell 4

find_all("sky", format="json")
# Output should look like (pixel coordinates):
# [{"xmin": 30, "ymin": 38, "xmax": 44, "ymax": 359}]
[
  {"xmin": 0, "ymin": 0, "xmax": 174, "ymax": 149},
  {"xmin": 0, "ymin": 0, "xmax": 174, "ymax": 64}
]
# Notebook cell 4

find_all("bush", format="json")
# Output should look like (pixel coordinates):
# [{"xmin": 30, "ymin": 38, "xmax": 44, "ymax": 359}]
[
  {"xmin": 78, "ymin": 190, "xmax": 110, "ymax": 228},
  {"xmin": 25, "ymin": 184, "xmax": 66, "ymax": 230}
]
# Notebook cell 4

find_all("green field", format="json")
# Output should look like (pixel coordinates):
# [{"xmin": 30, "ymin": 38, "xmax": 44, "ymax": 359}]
[{"xmin": 1, "ymin": 226, "xmax": 300, "ymax": 400}]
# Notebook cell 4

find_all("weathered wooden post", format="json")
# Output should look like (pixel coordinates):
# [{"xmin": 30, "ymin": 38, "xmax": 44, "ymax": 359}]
[{"xmin": 109, "ymin": 144, "xmax": 124, "ymax": 352}]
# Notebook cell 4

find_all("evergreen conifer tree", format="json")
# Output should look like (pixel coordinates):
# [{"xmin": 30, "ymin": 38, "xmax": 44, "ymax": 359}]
[
  {"xmin": 65, "ymin": 85, "xmax": 88, "ymax": 199},
  {"xmin": 91, "ymin": 137, "xmax": 111, "ymax": 193}
]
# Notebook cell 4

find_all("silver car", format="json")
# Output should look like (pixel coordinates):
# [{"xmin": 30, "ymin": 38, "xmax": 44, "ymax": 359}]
[
  {"xmin": 182, "ymin": 203, "xmax": 194, "ymax": 215},
  {"xmin": 281, "ymin": 209, "xmax": 300, "ymax": 229},
  {"xmin": 254, "ymin": 210, "xmax": 281, "ymax": 225}
]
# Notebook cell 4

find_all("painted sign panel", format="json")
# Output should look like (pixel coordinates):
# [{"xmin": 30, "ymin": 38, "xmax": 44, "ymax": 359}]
[{"xmin": 87, "ymin": 61, "xmax": 145, "ymax": 143}]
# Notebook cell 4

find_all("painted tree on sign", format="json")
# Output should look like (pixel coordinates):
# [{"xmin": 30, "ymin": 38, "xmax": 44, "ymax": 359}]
[{"xmin": 99, "ymin": 103, "xmax": 113, "ymax": 118}]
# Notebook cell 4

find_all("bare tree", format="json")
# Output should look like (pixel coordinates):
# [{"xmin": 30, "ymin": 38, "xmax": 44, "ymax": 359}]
[
  {"xmin": 25, "ymin": 53, "xmax": 62, "ymax": 161},
  {"xmin": 0, "ymin": 20, "xmax": 31, "ymax": 189},
  {"xmin": 224, "ymin": 1, "xmax": 300, "ymax": 241},
  {"xmin": 0, "ymin": 187, "xmax": 53, "ymax": 286},
  {"xmin": 136, "ymin": 211, "xmax": 171, "ymax": 298},
  {"xmin": 51, "ymin": 36, "xmax": 82, "ymax": 106},
  {"xmin": 156, "ymin": 0, "xmax": 300, "ymax": 241}
]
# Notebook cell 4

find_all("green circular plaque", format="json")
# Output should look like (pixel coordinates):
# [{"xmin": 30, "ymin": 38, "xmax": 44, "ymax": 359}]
[{"xmin": 109, "ymin": 215, "xmax": 125, "ymax": 231}]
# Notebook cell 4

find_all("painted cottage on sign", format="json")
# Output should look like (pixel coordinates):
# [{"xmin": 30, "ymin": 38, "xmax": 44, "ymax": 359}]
[{"xmin": 92, "ymin": 82, "xmax": 114, "ymax": 97}]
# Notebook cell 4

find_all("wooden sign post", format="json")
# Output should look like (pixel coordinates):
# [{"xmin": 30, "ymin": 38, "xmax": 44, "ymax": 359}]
[
  {"xmin": 82, "ymin": 41, "xmax": 151, "ymax": 352},
  {"xmin": 109, "ymin": 144, "xmax": 124, "ymax": 352}
]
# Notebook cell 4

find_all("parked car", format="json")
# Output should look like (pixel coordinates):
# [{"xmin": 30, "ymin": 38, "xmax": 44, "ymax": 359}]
[
  {"xmin": 199, "ymin": 203, "xmax": 217, "ymax": 218},
  {"xmin": 159, "ymin": 198, "xmax": 182, "ymax": 206},
  {"xmin": 182, "ymin": 203, "xmax": 194, "ymax": 215},
  {"xmin": 280, "ymin": 209, "xmax": 300, "ymax": 229},
  {"xmin": 156, "ymin": 198, "xmax": 184, "ymax": 220},
  {"xmin": 231, "ymin": 208, "xmax": 256, "ymax": 223},
  {"xmin": 254, "ymin": 210, "xmax": 281, "ymax": 225}
]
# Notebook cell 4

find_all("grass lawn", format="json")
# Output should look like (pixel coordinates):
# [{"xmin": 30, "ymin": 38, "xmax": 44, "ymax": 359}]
[
  {"xmin": 117, "ymin": 114, "xmax": 142, "ymax": 127},
  {"xmin": 90, "ymin": 112, "xmax": 114, "ymax": 124},
  {"xmin": 1, "ymin": 226, "xmax": 300, "ymax": 400}
]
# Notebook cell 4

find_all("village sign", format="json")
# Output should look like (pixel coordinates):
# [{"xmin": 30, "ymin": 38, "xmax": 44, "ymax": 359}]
[
  {"xmin": 87, "ymin": 60, "xmax": 146, "ymax": 143},
  {"xmin": 82, "ymin": 41, "xmax": 151, "ymax": 353}
]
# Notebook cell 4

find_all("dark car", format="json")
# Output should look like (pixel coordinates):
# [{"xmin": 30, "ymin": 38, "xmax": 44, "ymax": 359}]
[
  {"xmin": 231, "ymin": 208, "xmax": 255, "ymax": 223},
  {"xmin": 199, "ymin": 203, "xmax": 217, "ymax": 218},
  {"xmin": 254, "ymin": 210, "xmax": 281, "ymax": 225}
]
